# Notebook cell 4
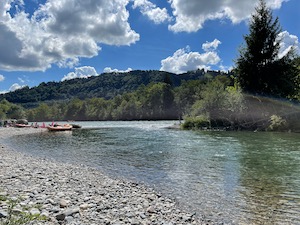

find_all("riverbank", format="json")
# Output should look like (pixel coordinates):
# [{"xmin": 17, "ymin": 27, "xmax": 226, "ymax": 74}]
[
  {"xmin": 0, "ymin": 128, "xmax": 207, "ymax": 225},
  {"xmin": 182, "ymin": 95, "xmax": 300, "ymax": 132}
]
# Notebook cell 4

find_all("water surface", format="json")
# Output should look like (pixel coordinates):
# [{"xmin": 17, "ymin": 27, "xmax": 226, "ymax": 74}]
[{"xmin": 4, "ymin": 121, "xmax": 300, "ymax": 224}]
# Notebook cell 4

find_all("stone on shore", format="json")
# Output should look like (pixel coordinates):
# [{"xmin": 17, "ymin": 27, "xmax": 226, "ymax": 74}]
[{"xmin": 0, "ymin": 128, "xmax": 207, "ymax": 224}]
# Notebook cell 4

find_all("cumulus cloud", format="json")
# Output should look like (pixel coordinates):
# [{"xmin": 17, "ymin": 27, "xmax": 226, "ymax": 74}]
[
  {"xmin": 202, "ymin": 39, "xmax": 221, "ymax": 52},
  {"xmin": 168, "ymin": 0, "xmax": 288, "ymax": 32},
  {"xmin": 9, "ymin": 83, "xmax": 25, "ymax": 92},
  {"xmin": 61, "ymin": 66, "xmax": 98, "ymax": 81},
  {"xmin": 160, "ymin": 40, "xmax": 221, "ymax": 74},
  {"xmin": 277, "ymin": 31, "xmax": 300, "ymax": 59},
  {"xmin": 132, "ymin": 0, "xmax": 172, "ymax": 24},
  {"xmin": 0, "ymin": 0, "xmax": 139, "ymax": 71},
  {"xmin": 103, "ymin": 67, "xmax": 133, "ymax": 73},
  {"xmin": 0, "ymin": 74, "xmax": 4, "ymax": 82}
]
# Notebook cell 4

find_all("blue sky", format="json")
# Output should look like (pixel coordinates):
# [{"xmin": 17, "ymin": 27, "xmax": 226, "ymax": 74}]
[{"xmin": 0, "ymin": 0, "xmax": 299, "ymax": 93}]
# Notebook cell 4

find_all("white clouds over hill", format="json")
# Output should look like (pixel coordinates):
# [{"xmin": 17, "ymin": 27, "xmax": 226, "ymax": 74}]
[
  {"xmin": 160, "ymin": 40, "xmax": 221, "ymax": 74},
  {"xmin": 103, "ymin": 67, "xmax": 133, "ymax": 73},
  {"xmin": 62, "ymin": 66, "xmax": 99, "ymax": 81},
  {"xmin": 9, "ymin": 83, "xmax": 25, "ymax": 92}
]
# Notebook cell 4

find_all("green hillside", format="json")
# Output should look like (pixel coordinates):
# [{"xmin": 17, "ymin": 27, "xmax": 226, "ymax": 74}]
[{"xmin": 0, "ymin": 69, "xmax": 225, "ymax": 107}]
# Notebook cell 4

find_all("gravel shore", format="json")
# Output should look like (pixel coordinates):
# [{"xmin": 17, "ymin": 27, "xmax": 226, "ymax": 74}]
[{"xmin": 0, "ymin": 128, "xmax": 208, "ymax": 225}]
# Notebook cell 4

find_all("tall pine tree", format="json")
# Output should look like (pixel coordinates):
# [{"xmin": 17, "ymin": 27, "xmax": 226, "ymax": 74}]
[{"xmin": 235, "ymin": 0, "xmax": 299, "ymax": 98}]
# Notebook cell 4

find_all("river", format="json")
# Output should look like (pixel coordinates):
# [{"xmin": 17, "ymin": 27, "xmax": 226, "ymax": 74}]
[{"xmin": 5, "ymin": 121, "xmax": 300, "ymax": 224}]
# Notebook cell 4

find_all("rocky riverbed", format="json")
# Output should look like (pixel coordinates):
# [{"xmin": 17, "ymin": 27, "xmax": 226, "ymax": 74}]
[{"xmin": 0, "ymin": 128, "xmax": 209, "ymax": 225}]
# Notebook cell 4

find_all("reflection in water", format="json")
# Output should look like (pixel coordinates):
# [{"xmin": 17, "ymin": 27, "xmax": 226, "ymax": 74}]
[
  {"xmin": 4, "ymin": 121, "xmax": 300, "ymax": 224},
  {"xmin": 236, "ymin": 132, "xmax": 300, "ymax": 224}
]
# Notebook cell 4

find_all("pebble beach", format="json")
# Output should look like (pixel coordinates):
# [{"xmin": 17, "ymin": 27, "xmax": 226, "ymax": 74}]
[{"xmin": 0, "ymin": 128, "xmax": 208, "ymax": 225}]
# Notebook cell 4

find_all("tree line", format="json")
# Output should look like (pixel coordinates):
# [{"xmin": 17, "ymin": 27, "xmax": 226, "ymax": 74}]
[
  {"xmin": 25, "ymin": 76, "xmax": 234, "ymax": 121},
  {"xmin": 0, "ymin": 75, "xmax": 243, "ymax": 122},
  {"xmin": 0, "ymin": 69, "xmax": 227, "ymax": 107},
  {"xmin": 1, "ymin": 71, "xmax": 300, "ymax": 131}
]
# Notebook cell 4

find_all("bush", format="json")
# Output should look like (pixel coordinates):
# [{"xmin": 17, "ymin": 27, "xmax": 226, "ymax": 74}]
[
  {"xmin": 267, "ymin": 115, "xmax": 287, "ymax": 131},
  {"xmin": 182, "ymin": 116, "xmax": 210, "ymax": 130}
]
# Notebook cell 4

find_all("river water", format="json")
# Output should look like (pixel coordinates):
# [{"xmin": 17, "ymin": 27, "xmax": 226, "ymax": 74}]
[{"xmin": 5, "ymin": 121, "xmax": 300, "ymax": 224}]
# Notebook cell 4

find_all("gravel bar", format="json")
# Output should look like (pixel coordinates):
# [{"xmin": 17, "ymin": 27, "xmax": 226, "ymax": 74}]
[{"xmin": 0, "ymin": 128, "xmax": 210, "ymax": 225}]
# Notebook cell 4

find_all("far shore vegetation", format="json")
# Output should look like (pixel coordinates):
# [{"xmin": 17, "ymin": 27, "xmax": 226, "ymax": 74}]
[{"xmin": 0, "ymin": 0, "xmax": 300, "ymax": 132}]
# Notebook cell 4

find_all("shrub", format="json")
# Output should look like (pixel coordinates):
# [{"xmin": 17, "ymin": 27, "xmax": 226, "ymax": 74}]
[
  {"xmin": 182, "ymin": 115, "xmax": 210, "ymax": 130},
  {"xmin": 267, "ymin": 115, "xmax": 287, "ymax": 131}
]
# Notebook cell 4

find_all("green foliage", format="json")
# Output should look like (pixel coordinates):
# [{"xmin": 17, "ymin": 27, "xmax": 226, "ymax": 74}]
[
  {"xmin": 24, "ymin": 82, "xmax": 178, "ymax": 121},
  {"xmin": 0, "ymin": 70, "xmax": 211, "ymax": 106},
  {"xmin": 185, "ymin": 76, "xmax": 245, "ymax": 129},
  {"xmin": 182, "ymin": 116, "xmax": 210, "ymax": 130},
  {"xmin": 0, "ymin": 100, "xmax": 10, "ymax": 119},
  {"xmin": 2, "ymin": 75, "xmax": 244, "ymax": 123},
  {"xmin": 196, "ymin": 76, "xmax": 230, "ymax": 116},
  {"xmin": 140, "ymin": 82, "xmax": 175, "ymax": 119},
  {"xmin": 0, "ymin": 196, "xmax": 47, "ymax": 225},
  {"xmin": 0, "ymin": 195, "xmax": 8, "ymax": 202},
  {"xmin": 225, "ymin": 85, "xmax": 245, "ymax": 113},
  {"xmin": 267, "ymin": 115, "xmax": 287, "ymax": 131},
  {"xmin": 292, "ymin": 57, "xmax": 300, "ymax": 100},
  {"xmin": 190, "ymin": 76, "xmax": 233, "ymax": 116},
  {"xmin": 65, "ymin": 98, "xmax": 87, "ymax": 121},
  {"xmin": 235, "ymin": 0, "xmax": 300, "ymax": 98},
  {"xmin": 0, "ymin": 99, "xmax": 26, "ymax": 120},
  {"xmin": 0, "ymin": 69, "xmax": 236, "ymax": 122},
  {"xmin": 1, "ymin": 70, "xmax": 300, "ymax": 132},
  {"xmin": 108, "ymin": 82, "xmax": 176, "ymax": 120},
  {"xmin": 174, "ymin": 80, "xmax": 205, "ymax": 115},
  {"xmin": 85, "ymin": 98, "xmax": 111, "ymax": 120}
]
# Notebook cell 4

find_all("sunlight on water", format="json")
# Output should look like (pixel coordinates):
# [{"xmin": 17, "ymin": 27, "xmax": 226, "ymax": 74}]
[
  {"xmin": 4, "ymin": 121, "xmax": 300, "ymax": 224},
  {"xmin": 77, "ymin": 120, "xmax": 173, "ymax": 130}
]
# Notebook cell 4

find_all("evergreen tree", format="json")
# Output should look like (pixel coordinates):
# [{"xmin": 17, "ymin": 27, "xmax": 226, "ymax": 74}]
[{"xmin": 235, "ymin": 0, "xmax": 299, "ymax": 98}]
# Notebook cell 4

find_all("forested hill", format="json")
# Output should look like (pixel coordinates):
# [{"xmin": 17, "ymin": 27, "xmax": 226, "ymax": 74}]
[{"xmin": 0, "ymin": 69, "xmax": 225, "ymax": 107}]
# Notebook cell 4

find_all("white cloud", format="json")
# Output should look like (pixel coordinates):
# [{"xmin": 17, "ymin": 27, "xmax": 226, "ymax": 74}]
[
  {"xmin": 267, "ymin": 0, "xmax": 287, "ymax": 8},
  {"xmin": 9, "ymin": 83, "xmax": 25, "ymax": 92},
  {"xmin": 61, "ymin": 66, "xmax": 98, "ymax": 81},
  {"xmin": 132, "ymin": 0, "xmax": 172, "ymax": 24},
  {"xmin": 160, "ymin": 42, "xmax": 221, "ymax": 74},
  {"xmin": 0, "ymin": 74, "xmax": 7, "ymax": 93},
  {"xmin": 202, "ymin": 39, "xmax": 222, "ymax": 52},
  {"xmin": 277, "ymin": 31, "xmax": 300, "ymax": 59},
  {"xmin": 219, "ymin": 65, "xmax": 233, "ymax": 72},
  {"xmin": 168, "ymin": 0, "xmax": 288, "ymax": 32},
  {"xmin": 18, "ymin": 77, "xmax": 24, "ymax": 83},
  {"xmin": 0, "ymin": 0, "xmax": 13, "ymax": 21},
  {"xmin": 103, "ymin": 67, "xmax": 133, "ymax": 73},
  {"xmin": 0, "ymin": 0, "xmax": 139, "ymax": 71}
]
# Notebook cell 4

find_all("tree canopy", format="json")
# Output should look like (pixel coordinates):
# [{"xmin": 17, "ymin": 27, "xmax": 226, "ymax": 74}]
[
  {"xmin": 235, "ymin": 0, "xmax": 299, "ymax": 98},
  {"xmin": 0, "ymin": 69, "xmax": 225, "ymax": 107}
]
